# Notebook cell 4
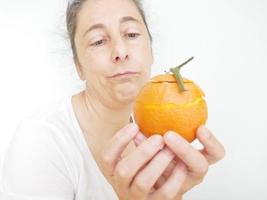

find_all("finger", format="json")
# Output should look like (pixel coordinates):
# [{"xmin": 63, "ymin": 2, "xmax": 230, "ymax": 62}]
[
  {"xmin": 154, "ymin": 176, "xmax": 166, "ymax": 190},
  {"xmin": 154, "ymin": 158, "xmax": 177, "ymax": 189},
  {"xmin": 196, "ymin": 125, "xmax": 226, "ymax": 164},
  {"xmin": 134, "ymin": 131, "xmax": 147, "ymax": 146},
  {"xmin": 162, "ymin": 157, "xmax": 177, "ymax": 178},
  {"xmin": 101, "ymin": 123, "xmax": 139, "ymax": 175},
  {"xmin": 149, "ymin": 161, "xmax": 187, "ymax": 200},
  {"xmin": 114, "ymin": 135, "xmax": 164, "ymax": 192},
  {"xmin": 130, "ymin": 147, "xmax": 175, "ymax": 196},
  {"xmin": 164, "ymin": 131, "xmax": 209, "ymax": 177}
]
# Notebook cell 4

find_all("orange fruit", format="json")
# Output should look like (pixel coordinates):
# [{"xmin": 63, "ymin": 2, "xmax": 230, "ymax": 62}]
[{"xmin": 133, "ymin": 57, "xmax": 208, "ymax": 142}]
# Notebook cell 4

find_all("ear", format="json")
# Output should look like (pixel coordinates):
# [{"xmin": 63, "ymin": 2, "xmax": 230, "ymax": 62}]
[{"xmin": 74, "ymin": 59, "xmax": 86, "ymax": 81}]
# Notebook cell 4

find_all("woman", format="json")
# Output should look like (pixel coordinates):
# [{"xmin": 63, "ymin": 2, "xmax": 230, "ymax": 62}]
[{"xmin": 1, "ymin": 0, "xmax": 225, "ymax": 199}]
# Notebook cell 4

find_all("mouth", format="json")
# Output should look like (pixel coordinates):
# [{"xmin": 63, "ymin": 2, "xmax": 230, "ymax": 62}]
[{"xmin": 108, "ymin": 71, "xmax": 141, "ymax": 78}]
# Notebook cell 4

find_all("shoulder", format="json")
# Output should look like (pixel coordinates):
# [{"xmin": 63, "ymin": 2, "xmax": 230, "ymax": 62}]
[
  {"xmin": 18, "ymin": 96, "xmax": 76, "ymax": 141},
  {"xmin": 1, "ymin": 103, "xmax": 82, "ymax": 193},
  {"xmin": 13, "ymin": 98, "xmax": 69, "ymax": 144},
  {"xmin": 26, "ymin": 97, "xmax": 70, "ymax": 123},
  {"xmin": 6, "ymin": 118, "xmax": 78, "ymax": 165},
  {"xmin": 6, "ymin": 96, "xmax": 81, "ymax": 167},
  {"xmin": 11, "ymin": 118, "xmax": 61, "ymax": 148}
]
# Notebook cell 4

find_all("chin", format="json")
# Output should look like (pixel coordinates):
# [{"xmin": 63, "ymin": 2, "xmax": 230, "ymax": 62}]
[{"xmin": 115, "ymin": 84, "xmax": 140, "ymax": 103}]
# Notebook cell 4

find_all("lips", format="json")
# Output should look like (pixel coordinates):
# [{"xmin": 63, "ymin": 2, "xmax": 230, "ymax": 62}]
[{"xmin": 108, "ymin": 71, "xmax": 140, "ymax": 78}]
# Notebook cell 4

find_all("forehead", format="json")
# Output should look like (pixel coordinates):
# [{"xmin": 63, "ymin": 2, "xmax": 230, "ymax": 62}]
[{"xmin": 77, "ymin": 0, "xmax": 143, "ymax": 29}]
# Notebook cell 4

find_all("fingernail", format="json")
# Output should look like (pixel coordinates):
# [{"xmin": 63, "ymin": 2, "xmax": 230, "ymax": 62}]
[
  {"xmin": 165, "ymin": 131, "xmax": 180, "ymax": 143},
  {"xmin": 198, "ymin": 125, "xmax": 210, "ymax": 138}
]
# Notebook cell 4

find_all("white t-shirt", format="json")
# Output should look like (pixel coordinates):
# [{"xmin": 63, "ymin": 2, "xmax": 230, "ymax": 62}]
[{"xmin": 0, "ymin": 96, "xmax": 119, "ymax": 200}]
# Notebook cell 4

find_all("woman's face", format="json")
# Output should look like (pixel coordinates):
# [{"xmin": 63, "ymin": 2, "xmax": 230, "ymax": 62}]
[{"xmin": 74, "ymin": 0, "xmax": 153, "ymax": 106}]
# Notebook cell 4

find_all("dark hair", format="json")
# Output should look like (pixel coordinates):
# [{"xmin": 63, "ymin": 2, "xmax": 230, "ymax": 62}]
[{"xmin": 66, "ymin": 0, "xmax": 152, "ymax": 61}]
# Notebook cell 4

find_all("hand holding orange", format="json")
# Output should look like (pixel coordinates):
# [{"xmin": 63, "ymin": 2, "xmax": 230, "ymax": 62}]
[{"xmin": 133, "ymin": 57, "xmax": 208, "ymax": 142}]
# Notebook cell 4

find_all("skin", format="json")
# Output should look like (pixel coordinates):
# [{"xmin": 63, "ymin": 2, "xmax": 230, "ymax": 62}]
[{"xmin": 71, "ymin": 0, "xmax": 226, "ymax": 199}]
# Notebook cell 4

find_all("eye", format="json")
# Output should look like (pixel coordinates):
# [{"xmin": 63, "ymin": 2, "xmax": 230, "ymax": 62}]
[
  {"xmin": 91, "ymin": 39, "xmax": 106, "ymax": 47},
  {"xmin": 126, "ymin": 33, "xmax": 140, "ymax": 39}
]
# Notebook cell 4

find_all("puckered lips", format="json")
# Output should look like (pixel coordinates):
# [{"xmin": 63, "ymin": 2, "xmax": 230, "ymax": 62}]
[{"xmin": 108, "ymin": 71, "xmax": 141, "ymax": 79}]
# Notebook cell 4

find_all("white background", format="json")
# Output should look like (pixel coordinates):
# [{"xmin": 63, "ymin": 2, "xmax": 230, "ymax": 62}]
[{"xmin": 0, "ymin": 0, "xmax": 267, "ymax": 199}]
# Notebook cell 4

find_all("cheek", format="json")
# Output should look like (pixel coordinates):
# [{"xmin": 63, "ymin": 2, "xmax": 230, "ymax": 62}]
[
  {"xmin": 133, "ymin": 41, "xmax": 153, "ymax": 73},
  {"xmin": 136, "ymin": 39, "xmax": 153, "ymax": 63},
  {"xmin": 80, "ymin": 59, "xmax": 109, "ymax": 89},
  {"xmin": 82, "ymin": 50, "xmax": 110, "ymax": 75}
]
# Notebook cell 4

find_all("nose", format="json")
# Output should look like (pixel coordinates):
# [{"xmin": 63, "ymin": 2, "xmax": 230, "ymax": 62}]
[{"xmin": 111, "ymin": 38, "xmax": 129, "ymax": 63}]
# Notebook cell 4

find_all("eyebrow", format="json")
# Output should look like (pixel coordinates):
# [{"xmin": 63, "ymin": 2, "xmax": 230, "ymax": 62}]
[
  {"xmin": 83, "ymin": 16, "xmax": 141, "ymax": 37},
  {"xmin": 120, "ymin": 16, "xmax": 141, "ymax": 25}
]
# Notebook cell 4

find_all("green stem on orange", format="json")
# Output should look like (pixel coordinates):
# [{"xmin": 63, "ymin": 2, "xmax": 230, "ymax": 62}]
[{"xmin": 170, "ymin": 57, "xmax": 194, "ymax": 92}]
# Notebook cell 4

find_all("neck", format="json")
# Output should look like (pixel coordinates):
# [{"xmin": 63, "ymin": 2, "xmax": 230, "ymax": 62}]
[{"xmin": 78, "ymin": 90, "xmax": 133, "ymax": 147}]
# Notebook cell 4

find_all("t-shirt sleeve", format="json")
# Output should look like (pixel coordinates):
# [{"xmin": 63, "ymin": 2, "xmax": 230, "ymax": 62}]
[{"xmin": 1, "ymin": 119, "xmax": 76, "ymax": 200}]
